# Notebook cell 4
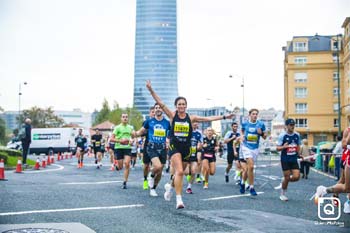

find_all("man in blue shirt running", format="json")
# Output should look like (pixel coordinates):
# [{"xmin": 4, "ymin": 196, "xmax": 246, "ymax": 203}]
[{"xmin": 239, "ymin": 108, "xmax": 266, "ymax": 196}]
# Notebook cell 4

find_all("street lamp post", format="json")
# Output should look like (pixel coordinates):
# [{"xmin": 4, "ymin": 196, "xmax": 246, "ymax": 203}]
[
  {"xmin": 18, "ymin": 82, "xmax": 27, "ymax": 130},
  {"xmin": 229, "ymin": 74, "xmax": 245, "ymax": 117}
]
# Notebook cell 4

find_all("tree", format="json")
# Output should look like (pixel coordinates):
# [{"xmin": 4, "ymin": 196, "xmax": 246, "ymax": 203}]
[
  {"xmin": 108, "ymin": 106, "xmax": 143, "ymax": 130},
  {"xmin": 18, "ymin": 106, "xmax": 65, "ymax": 128},
  {"xmin": 94, "ymin": 98, "xmax": 111, "ymax": 125},
  {"xmin": 0, "ymin": 117, "xmax": 6, "ymax": 145}
]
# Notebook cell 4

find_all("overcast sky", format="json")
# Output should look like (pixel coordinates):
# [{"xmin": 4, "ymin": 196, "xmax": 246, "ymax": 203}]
[{"xmin": 0, "ymin": 0, "xmax": 349, "ymax": 113}]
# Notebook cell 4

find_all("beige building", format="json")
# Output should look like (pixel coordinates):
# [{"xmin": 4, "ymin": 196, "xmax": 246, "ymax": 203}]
[
  {"xmin": 342, "ymin": 18, "xmax": 350, "ymax": 123},
  {"xmin": 283, "ymin": 18, "xmax": 350, "ymax": 146}
]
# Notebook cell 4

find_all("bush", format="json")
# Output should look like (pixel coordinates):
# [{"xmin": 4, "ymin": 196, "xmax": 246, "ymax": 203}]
[{"xmin": 0, "ymin": 146, "xmax": 22, "ymax": 166}]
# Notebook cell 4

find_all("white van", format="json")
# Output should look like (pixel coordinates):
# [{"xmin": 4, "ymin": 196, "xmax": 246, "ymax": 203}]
[{"xmin": 30, "ymin": 128, "xmax": 89, "ymax": 155}]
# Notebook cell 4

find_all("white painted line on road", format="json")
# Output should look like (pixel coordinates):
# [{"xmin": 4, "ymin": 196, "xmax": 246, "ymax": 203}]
[
  {"xmin": 0, "ymin": 204, "xmax": 144, "ymax": 216},
  {"xmin": 59, "ymin": 180, "xmax": 123, "ymax": 185},
  {"xmin": 201, "ymin": 192, "xmax": 264, "ymax": 201},
  {"xmin": 24, "ymin": 164, "xmax": 64, "ymax": 173}
]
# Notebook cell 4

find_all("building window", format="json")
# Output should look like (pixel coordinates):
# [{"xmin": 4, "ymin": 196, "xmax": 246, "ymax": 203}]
[
  {"xmin": 295, "ymin": 88, "xmax": 307, "ymax": 98},
  {"xmin": 333, "ymin": 53, "xmax": 339, "ymax": 63},
  {"xmin": 294, "ymin": 72, "xmax": 307, "ymax": 83},
  {"xmin": 293, "ymin": 42, "xmax": 307, "ymax": 52},
  {"xmin": 296, "ymin": 118, "xmax": 308, "ymax": 127},
  {"xmin": 334, "ymin": 119, "xmax": 339, "ymax": 127},
  {"xmin": 294, "ymin": 56, "xmax": 307, "ymax": 65},
  {"xmin": 333, "ymin": 71, "xmax": 339, "ymax": 81},
  {"xmin": 333, "ymin": 103, "xmax": 339, "ymax": 113},
  {"xmin": 333, "ymin": 87, "xmax": 339, "ymax": 97},
  {"xmin": 295, "ymin": 103, "xmax": 307, "ymax": 114},
  {"xmin": 332, "ymin": 40, "xmax": 341, "ymax": 51}
]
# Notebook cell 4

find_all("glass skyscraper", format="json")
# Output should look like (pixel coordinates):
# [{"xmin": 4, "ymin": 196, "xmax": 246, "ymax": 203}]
[{"xmin": 133, "ymin": 0, "xmax": 178, "ymax": 115}]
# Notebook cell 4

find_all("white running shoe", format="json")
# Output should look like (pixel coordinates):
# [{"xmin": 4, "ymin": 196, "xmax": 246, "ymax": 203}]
[
  {"xmin": 279, "ymin": 194, "xmax": 288, "ymax": 201},
  {"xmin": 315, "ymin": 185, "xmax": 327, "ymax": 198},
  {"xmin": 150, "ymin": 189, "xmax": 158, "ymax": 197},
  {"xmin": 164, "ymin": 183, "xmax": 172, "ymax": 201},
  {"xmin": 148, "ymin": 176, "xmax": 154, "ymax": 189},
  {"xmin": 176, "ymin": 200, "xmax": 185, "ymax": 209},
  {"xmin": 344, "ymin": 200, "xmax": 350, "ymax": 214}
]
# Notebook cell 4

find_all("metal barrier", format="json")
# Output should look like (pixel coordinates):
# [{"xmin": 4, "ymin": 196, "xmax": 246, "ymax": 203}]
[{"xmin": 314, "ymin": 152, "xmax": 342, "ymax": 179}]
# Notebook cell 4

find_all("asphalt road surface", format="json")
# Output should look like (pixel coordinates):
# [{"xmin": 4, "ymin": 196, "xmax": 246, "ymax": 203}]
[{"xmin": 0, "ymin": 153, "xmax": 349, "ymax": 233}]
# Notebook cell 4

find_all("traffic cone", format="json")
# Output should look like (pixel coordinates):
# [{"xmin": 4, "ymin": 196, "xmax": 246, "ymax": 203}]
[
  {"xmin": 34, "ymin": 157, "xmax": 40, "ymax": 170},
  {"xmin": 0, "ymin": 159, "xmax": 7, "ymax": 181},
  {"xmin": 15, "ymin": 157, "xmax": 22, "ymax": 173},
  {"xmin": 42, "ymin": 157, "xmax": 46, "ymax": 168},
  {"xmin": 51, "ymin": 156, "xmax": 54, "ymax": 164},
  {"xmin": 65, "ymin": 153, "xmax": 68, "ymax": 159},
  {"xmin": 47, "ymin": 154, "xmax": 51, "ymax": 165},
  {"xmin": 57, "ymin": 152, "xmax": 61, "ymax": 161}
]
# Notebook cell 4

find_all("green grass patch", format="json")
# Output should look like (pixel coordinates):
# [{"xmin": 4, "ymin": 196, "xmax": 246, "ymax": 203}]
[{"xmin": 0, "ymin": 146, "xmax": 35, "ymax": 168}]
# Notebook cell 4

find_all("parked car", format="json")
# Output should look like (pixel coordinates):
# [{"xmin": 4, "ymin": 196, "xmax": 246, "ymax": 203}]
[{"xmin": 6, "ymin": 137, "xmax": 22, "ymax": 151}]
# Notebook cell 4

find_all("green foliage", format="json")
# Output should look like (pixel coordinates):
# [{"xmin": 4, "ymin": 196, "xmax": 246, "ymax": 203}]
[
  {"xmin": 18, "ymin": 106, "xmax": 65, "ymax": 128},
  {"xmin": 0, "ymin": 146, "xmax": 22, "ymax": 166},
  {"xmin": 0, "ymin": 117, "xmax": 5, "ymax": 145},
  {"xmin": 94, "ymin": 98, "xmax": 111, "ymax": 125}
]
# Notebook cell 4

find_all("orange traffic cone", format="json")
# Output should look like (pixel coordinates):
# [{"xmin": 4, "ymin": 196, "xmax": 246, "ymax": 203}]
[
  {"xmin": 0, "ymin": 159, "xmax": 7, "ymax": 181},
  {"xmin": 15, "ymin": 157, "xmax": 22, "ymax": 173},
  {"xmin": 34, "ymin": 158, "xmax": 40, "ymax": 170},
  {"xmin": 47, "ymin": 154, "xmax": 51, "ymax": 165},
  {"xmin": 65, "ymin": 153, "xmax": 68, "ymax": 159},
  {"xmin": 57, "ymin": 152, "xmax": 61, "ymax": 161},
  {"xmin": 51, "ymin": 156, "xmax": 54, "ymax": 164},
  {"xmin": 42, "ymin": 157, "xmax": 46, "ymax": 168}
]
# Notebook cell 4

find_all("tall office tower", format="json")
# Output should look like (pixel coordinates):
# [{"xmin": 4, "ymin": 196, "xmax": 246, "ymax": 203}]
[{"xmin": 133, "ymin": 0, "xmax": 178, "ymax": 116}]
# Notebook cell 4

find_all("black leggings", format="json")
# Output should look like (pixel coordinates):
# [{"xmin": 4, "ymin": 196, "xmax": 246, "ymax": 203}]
[{"xmin": 300, "ymin": 161, "xmax": 312, "ymax": 175}]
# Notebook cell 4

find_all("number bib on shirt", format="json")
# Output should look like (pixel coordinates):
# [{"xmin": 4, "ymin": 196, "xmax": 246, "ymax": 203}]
[
  {"xmin": 174, "ymin": 122, "xmax": 189, "ymax": 137},
  {"xmin": 247, "ymin": 133, "xmax": 258, "ymax": 143},
  {"xmin": 153, "ymin": 128, "xmax": 166, "ymax": 137}
]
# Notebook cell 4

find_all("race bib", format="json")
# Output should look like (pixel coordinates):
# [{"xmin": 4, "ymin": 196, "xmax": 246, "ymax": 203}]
[
  {"xmin": 247, "ymin": 133, "xmax": 258, "ymax": 143},
  {"xmin": 174, "ymin": 122, "xmax": 189, "ymax": 137},
  {"xmin": 287, "ymin": 145, "xmax": 298, "ymax": 156},
  {"xmin": 154, "ymin": 128, "xmax": 166, "ymax": 137},
  {"xmin": 204, "ymin": 153, "xmax": 213, "ymax": 158},
  {"xmin": 95, "ymin": 141, "xmax": 101, "ymax": 147}
]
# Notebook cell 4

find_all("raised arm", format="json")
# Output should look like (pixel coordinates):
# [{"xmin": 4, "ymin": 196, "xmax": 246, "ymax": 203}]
[
  {"xmin": 146, "ymin": 80, "xmax": 174, "ymax": 119},
  {"xmin": 191, "ymin": 113, "xmax": 235, "ymax": 123}
]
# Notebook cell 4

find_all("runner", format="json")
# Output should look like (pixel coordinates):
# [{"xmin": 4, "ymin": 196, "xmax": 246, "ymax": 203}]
[
  {"xmin": 314, "ymin": 127, "xmax": 350, "ymax": 213},
  {"xmin": 110, "ymin": 113, "xmax": 135, "ymax": 189},
  {"xmin": 276, "ymin": 118, "xmax": 301, "ymax": 201},
  {"xmin": 146, "ymin": 80, "xmax": 234, "ymax": 209},
  {"xmin": 224, "ymin": 122, "xmax": 241, "ymax": 183},
  {"xmin": 130, "ymin": 138, "xmax": 138, "ymax": 169},
  {"xmin": 185, "ymin": 122, "xmax": 203, "ymax": 194},
  {"xmin": 142, "ymin": 106, "xmax": 155, "ymax": 190},
  {"xmin": 107, "ymin": 135, "xmax": 116, "ymax": 170},
  {"xmin": 75, "ymin": 128, "xmax": 87, "ymax": 168},
  {"xmin": 91, "ymin": 128, "xmax": 103, "ymax": 169},
  {"xmin": 134, "ymin": 103, "xmax": 171, "ymax": 197},
  {"xmin": 201, "ymin": 127, "xmax": 219, "ymax": 189},
  {"xmin": 239, "ymin": 108, "xmax": 266, "ymax": 196}
]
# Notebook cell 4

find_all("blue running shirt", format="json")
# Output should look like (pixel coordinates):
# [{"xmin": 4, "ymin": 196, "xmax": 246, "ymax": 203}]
[
  {"xmin": 277, "ymin": 132, "xmax": 301, "ymax": 162},
  {"xmin": 241, "ymin": 120, "xmax": 266, "ymax": 150},
  {"xmin": 143, "ymin": 117, "xmax": 170, "ymax": 144}
]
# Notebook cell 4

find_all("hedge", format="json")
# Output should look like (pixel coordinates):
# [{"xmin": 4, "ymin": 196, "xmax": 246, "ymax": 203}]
[{"xmin": 0, "ymin": 146, "xmax": 22, "ymax": 165}]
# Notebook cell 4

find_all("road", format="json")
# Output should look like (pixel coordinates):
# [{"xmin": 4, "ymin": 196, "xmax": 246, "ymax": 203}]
[{"xmin": 0, "ymin": 153, "xmax": 349, "ymax": 233}]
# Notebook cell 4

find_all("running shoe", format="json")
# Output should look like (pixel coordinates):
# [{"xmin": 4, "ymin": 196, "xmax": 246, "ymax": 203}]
[
  {"xmin": 148, "ymin": 176, "xmax": 154, "ymax": 189},
  {"xmin": 315, "ymin": 185, "xmax": 327, "ymax": 198},
  {"xmin": 143, "ymin": 180, "xmax": 149, "ymax": 190},
  {"xmin": 203, "ymin": 182, "xmax": 208, "ymax": 189},
  {"xmin": 344, "ymin": 199, "xmax": 350, "ymax": 214},
  {"xmin": 332, "ymin": 194, "xmax": 339, "ymax": 207},
  {"xmin": 121, "ymin": 183, "xmax": 127, "ymax": 189},
  {"xmin": 279, "ymin": 194, "xmax": 288, "ymax": 201},
  {"xmin": 196, "ymin": 177, "xmax": 202, "ymax": 183},
  {"xmin": 239, "ymin": 183, "xmax": 245, "ymax": 194},
  {"xmin": 186, "ymin": 187, "xmax": 193, "ymax": 194},
  {"xmin": 150, "ymin": 189, "xmax": 158, "ymax": 197},
  {"xmin": 176, "ymin": 201, "xmax": 185, "ymax": 209},
  {"xmin": 246, "ymin": 185, "xmax": 250, "ymax": 191},
  {"xmin": 186, "ymin": 175, "xmax": 191, "ymax": 182},
  {"xmin": 225, "ymin": 175, "xmax": 229, "ymax": 183},
  {"xmin": 250, "ymin": 188, "xmax": 257, "ymax": 196},
  {"xmin": 164, "ymin": 183, "xmax": 172, "ymax": 201}
]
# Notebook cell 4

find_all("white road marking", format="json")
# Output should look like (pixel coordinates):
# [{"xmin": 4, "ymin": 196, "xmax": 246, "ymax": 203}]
[
  {"xmin": 59, "ymin": 180, "xmax": 123, "ymax": 185},
  {"xmin": 0, "ymin": 204, "xmax": 144, "ymax": 216},
  {"xmin": 24, "ymin": 164, "xmax": 64, "ymax": 173},
  {"xmin": 201, "ymin": 192, "xmax": 264, "ymax": 201}
]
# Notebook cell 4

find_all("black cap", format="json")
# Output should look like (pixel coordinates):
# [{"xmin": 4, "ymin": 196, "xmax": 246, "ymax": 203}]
[{"xmin": 285, "ymin": 118, "xmax": 295, "ymax": 125}]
